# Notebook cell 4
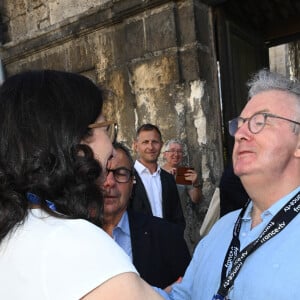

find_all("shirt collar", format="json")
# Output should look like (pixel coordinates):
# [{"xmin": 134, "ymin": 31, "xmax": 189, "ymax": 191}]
[
  {"xmin": 242, "ymin": 186, "xmax": 300, "ymax": 220},
  {"xmin": 134, "ymin": 160, "xmax": 161, "ymax": 175},
  {"xmin": 115, "ymin": 211, "xmax": 130, "ymax": 236}
]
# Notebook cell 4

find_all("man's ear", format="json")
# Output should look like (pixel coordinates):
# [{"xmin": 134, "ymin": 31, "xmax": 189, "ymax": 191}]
[
  {"xmin": 132, "ymin": 140, "xmax": 137, "ymax": 152},
  {"xmin": 294, "ymin": 135, "xmax": 300, "ymax": 158},
  {"xmin": 295, "ymin": 148, "xmax": 300, "ymax": 158}
]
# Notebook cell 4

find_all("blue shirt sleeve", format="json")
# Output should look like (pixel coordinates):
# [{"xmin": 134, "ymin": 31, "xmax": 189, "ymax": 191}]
[{"xmin": 152, "ymin": 287, "xmax": 171, "ymax": 299}]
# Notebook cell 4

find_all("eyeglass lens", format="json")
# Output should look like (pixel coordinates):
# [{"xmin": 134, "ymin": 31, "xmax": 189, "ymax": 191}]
[
  {"xmin": 166, "ymin": 150, "xmax": 183, "ymax": 154},
  {"xmin": 106, "ymin": 167, "xmax": 132, "ymax": 183},
  {"xmin": 229, "ymin": 113, "xmax": 266, "ymax": 136}
]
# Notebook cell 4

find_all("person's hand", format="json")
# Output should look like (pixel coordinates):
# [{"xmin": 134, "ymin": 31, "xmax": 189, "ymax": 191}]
[
  {"xmin": 184, "ymin": 169, "xmax": 198, "ymax": 185},
  {"xmin": 166, "ymin": 167, "xmax": 177, "ymax": 176},
  {"xmin": 164, "ymin": 277, "xmax": 182, "ymax": 293}
]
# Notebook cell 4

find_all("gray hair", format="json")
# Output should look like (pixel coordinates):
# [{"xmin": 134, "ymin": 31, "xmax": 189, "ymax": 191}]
[
  {"xmin": 162, "ymin": 139, "xmax": 190, "ymax": 165},
  {"xmin": 163, "ymin": 139, "xmax": 185, "ymax": 152},
  {"xmin": 248, "ymin": 69, "xmax": 300, "ymax": 131},
  {"xmin": 248, "ymin": 69, "xmax": 300, "ymax": 99}
]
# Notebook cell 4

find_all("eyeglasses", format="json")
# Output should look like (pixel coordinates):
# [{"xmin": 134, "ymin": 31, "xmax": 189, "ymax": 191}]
[
  {"xmin": 88, "ymin": 120, "xmax": 118, "ymax": 143},
  {"xmin": 229, "ymin": 112, "xmax": 300, "ymax": 136},
  {"xmin": 105, "ymin": 167, "xmax": 133, "ymax": 183},
  {"xmin": 165, "ymin": 150, "xmax": 183, "ymax": 154}
]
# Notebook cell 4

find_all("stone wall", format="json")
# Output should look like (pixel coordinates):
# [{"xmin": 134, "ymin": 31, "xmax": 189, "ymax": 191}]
[{"xmin": 0, "ymin": 0, "xmax": 224, "ymax": 252}]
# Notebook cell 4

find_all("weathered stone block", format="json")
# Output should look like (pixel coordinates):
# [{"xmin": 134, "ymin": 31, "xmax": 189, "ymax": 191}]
[
  {"xmin": 10, "ymin": 14, "xmax": 28, "ymax": 39},
  {"xmin": 27, "ymin": 0, "xmax": 46, "ymax": 11},
  {"xmin": 94, "ymin": 31, "xmax": 115, "ymax": 81},
  {"xmin": 177, "ymin": 0, "xmax": 197, "ymax": 45},
  {"xmin": 28, "ymin": 5, "xmax": 49, "ymax": 32},
  {"xmin": 179, "ymin": 48, "xmax": 201, "ymax": 82},
  {"xmin": 123, "ymin": 20, "xmax": 144, "ymax": 60},
  {"xmin": 197, "ymin": 48, "xmax": 215, "ymax": 82},
  {"xmin": 102, "ymin": 67, "xmax": 137, "ymax": 144},
  {"xmin": 112, "ymin": 0, "xmax": 144, "ymax": 15},
  {"xmin": 67, "ymin": 38, "xmax": 97, "ymax": 73},
  {"xmin": 145, "ymin": 7, "xmax": 177, "ymax": 52},
  {"xmin": 48, "ymin": 0, "xmax": 109, "ymax": 25},
  {"xmin": 130, "ymin": 54, "xmax": 180, "ymax": 91},
  {"xmin": 6, "ymin": 0, "xmax": 26, "ymax": 18},
  {"xmin": 194, "ymin": 2, "xmax": 211, "ymax": 47}
]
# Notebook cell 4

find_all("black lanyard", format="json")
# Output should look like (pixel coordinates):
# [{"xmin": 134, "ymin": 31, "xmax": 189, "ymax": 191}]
[{"xmin": 213, "ymin": 191, "xmax": 300, "ymax": 299}]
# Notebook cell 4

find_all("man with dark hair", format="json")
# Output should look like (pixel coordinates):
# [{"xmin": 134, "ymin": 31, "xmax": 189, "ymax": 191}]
[
  {"xmin": 102, "ymin": 142, "xmax": 190, "ymax": 288},
  {"xmin": 129, "ymin": 123, "xmax": 185, "ymax": 227}
]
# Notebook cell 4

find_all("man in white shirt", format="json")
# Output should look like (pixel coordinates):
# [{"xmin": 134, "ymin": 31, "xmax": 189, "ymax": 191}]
[{"xmin": 129, "ymin": 124, "xmax": 185, "ymax": 227}]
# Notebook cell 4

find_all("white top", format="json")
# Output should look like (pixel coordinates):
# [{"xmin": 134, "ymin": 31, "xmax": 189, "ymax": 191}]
[
  {"xmin": 134, "ymin": 160, "xmax": 163, "ymax": 218},
  {"xmin": 0, "ymin": 209, "xmax": 137, "ymax": 300}
]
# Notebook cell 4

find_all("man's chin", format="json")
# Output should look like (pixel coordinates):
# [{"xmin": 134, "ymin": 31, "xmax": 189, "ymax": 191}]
[
  {"xmin": 103, "ymin": 206, "xmax": 117, "ymax": 215},
  {"xmin": 104, "ymin": 198, "xmax": 116, "ymax": 206},
  {"xmin": 144, "ymin": 159, "xmax": 158, "ymax": 164}
]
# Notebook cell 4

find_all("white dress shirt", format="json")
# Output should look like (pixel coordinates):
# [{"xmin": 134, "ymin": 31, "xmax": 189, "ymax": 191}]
[{"xmin": 134, "ymin": 160, "xmax": 163, "ymax": 218}]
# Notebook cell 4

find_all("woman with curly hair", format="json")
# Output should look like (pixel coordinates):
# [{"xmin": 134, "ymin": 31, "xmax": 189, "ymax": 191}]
[{"xmin": 0, "ymin": 70, "xmax": 163, "ymax": 300}]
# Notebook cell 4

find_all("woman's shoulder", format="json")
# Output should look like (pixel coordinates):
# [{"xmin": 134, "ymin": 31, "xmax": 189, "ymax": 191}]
[
  {"xmin": 27, "ymin": 209, "xmax": 137, "ymax": 299},
  {"xmin": 28, "ymin": 209, "xmax": 126, "ymax": 253}
]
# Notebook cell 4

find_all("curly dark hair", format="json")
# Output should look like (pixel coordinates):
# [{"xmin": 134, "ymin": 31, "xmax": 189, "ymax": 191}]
[{"xmin": 0, "ymin": 70, "xmax": 105, "ymax": 242}]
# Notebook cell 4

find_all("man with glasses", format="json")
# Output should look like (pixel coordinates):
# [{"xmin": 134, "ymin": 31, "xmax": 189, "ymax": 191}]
[
  {"xmin": 162, "ymin": 139, "xmax": 202, "ymax": 205},
  {"xmin": 102, "ymin": 142, "xmax": 190, "ymax": 289},
  {"xmin": 130, "ymin": 124, "xmax": 185, "ymax": 227},
  {"xmin": 156, "ymin": 69, "xmax": 300, "ymax": 299},
  {"xmin": 162, "ymin": 139, "xmax": 202, "ymax": 253}
]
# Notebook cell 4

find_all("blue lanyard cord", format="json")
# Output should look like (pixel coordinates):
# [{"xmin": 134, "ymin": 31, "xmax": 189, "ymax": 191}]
[
  {"xmin": 26, "ymin": 192, "xmax": 56, "ymax": 211},
  {"xmin": 212, "ymin": 294, "xmax": 229, "ymax": 300},
  {"xmin": 216, "ymin": 191, "xmax": 300, "ymax": 298}
]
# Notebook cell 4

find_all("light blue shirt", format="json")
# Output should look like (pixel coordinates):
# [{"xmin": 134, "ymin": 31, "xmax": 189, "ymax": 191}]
[
  {"xmin": 112, "ymin": 211, "xmax": 132, "ymax": 261},
  {"xmin": 156, "ymin": 186, "xmax": 300, "ymax": 299}
]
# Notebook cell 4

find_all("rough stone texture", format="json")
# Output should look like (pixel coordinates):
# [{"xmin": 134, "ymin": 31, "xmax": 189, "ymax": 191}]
[
  {"xmin": 48, "ymin": 0, "xmax": 110, "ymax": 25},
  {"xmin": 0, "ymin": 0, "xmax": 223, "ymax": 253}
]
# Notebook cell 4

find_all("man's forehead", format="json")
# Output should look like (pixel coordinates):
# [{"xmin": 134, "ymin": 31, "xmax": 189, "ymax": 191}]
[
  {"xmin": 244, "ymin": 90, "xmax": 297, "ymax": 115},
  {"xmin": 138, "ymin": 130, "xmax": 160, "ymax": 138}
]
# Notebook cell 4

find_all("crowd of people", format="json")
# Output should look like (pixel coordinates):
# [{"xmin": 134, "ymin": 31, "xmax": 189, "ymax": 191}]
[{"xmin": 1, "ymin": 68, "xmax": 300, "ymax": 300}]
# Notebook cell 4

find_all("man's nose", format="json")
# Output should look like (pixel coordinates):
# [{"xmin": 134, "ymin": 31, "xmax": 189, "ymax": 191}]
[
  {"xmin": 146, "ymin": 141, "xmax": 155, "ymax": 148},
  {"xmin": 103, "ymin": 171, "xmax": 116, "ymax": 187},
  {"xmin": 234, "ymin": 121, "xmax": 252, "ymax": 141}
]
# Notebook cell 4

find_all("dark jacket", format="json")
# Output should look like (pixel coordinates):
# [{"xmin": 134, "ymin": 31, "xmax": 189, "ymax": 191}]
[
  {"xmin": 219, "ymin": 163, "xmax": 249, "ymax": 217},
  {"xmin": 127, "ymin": 209, "xmax": 191, "ymax": 288},
  {"xmin": 130, "ymin": 168, "xmax": 185, "ymax": 227}
]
